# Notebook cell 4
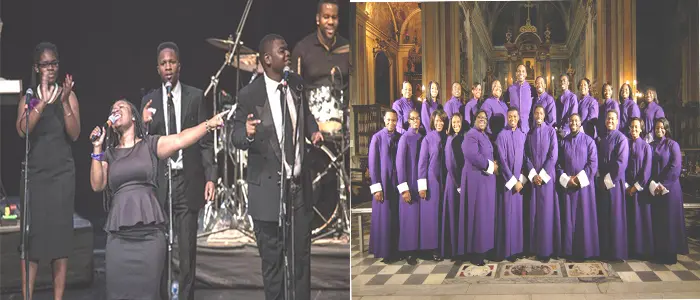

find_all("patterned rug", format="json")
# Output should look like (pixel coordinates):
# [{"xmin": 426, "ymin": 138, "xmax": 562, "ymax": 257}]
[
  {"xmin": 457, "ymin": 264, "xmax": 497, "ymax": 277},
  {"xmin": 565, "ymin": 263, "xmax": 609, "ymax": 277},
  {"xmin": 500, "ymin": 263, "xmax": 562, "ymax": 277}
]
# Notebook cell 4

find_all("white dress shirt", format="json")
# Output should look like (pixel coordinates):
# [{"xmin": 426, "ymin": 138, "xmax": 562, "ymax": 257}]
[
  {"xmin": 263, "ymin": 72, "xmax": 301, "ymax": 178},
  {"xmin": 162, "ymin": 81, "xmax": 183, "ymax": 170}
]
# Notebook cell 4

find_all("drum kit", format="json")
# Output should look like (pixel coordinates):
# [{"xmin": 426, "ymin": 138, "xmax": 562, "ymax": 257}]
[{"xmin": 197, "ymin": 35, "xmax": 350, "ymax": 242}]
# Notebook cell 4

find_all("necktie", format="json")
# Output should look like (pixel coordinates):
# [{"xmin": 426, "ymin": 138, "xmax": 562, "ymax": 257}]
[
  {"xmin": 167, "ymin": 93, "xmax": 180, "ymax": 162},
  {"xmin": 278, "ymin": 84, "xmax": 294, "ymax": 167}
]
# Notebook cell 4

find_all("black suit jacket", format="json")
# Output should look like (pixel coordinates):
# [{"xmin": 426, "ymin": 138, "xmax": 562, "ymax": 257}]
[
  {"xmin": 141, "ymin": 83, "xmax": 217, "ymax": 210},
  {"xmin": 231, "ymin": 73, "xmax": 319, "ymax": 222}
]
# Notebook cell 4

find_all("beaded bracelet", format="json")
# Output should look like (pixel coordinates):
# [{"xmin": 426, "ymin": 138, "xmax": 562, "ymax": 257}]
[{"xmin": 91, "ymin": 153, "xmax": 104, "ymax": 161}]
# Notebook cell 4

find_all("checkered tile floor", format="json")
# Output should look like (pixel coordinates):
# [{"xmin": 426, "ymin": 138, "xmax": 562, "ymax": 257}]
[{"xmin": 351, "ymin": 214, "xmax": 700, "ymax": 285}]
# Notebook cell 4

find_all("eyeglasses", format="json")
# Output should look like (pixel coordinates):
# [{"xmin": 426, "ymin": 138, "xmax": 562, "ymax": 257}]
[{"xmin": 37, "ymin": 60, "xmax": 59, "ymax": 68}]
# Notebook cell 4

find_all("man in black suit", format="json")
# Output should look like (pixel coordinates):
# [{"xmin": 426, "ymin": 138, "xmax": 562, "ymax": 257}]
[
  {"xmin": 141, "ymin": 42, "xmax": 217, "ymax": 300},
  {"xmin": 232, "ymin": 34, "xmax": 323, "ymax": 300}
]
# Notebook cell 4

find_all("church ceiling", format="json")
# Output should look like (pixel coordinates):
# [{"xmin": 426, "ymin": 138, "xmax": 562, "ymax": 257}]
[
  {"xmin": 473, "ymin": 1, "xmax": 572, "ymax": 45},
  {"xmin": 364, "ymin": 2, "xmax": 421, "ymax": 43}
]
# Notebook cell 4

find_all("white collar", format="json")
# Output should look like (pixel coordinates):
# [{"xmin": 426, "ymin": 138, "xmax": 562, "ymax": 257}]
[{"xmin": 162, "ymin": 80, "xmax": 182, "ymax": 97}]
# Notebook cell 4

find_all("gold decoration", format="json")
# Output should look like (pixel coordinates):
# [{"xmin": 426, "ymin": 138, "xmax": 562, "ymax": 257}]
[{"xmin": 519, "ymin": 2, "xmax": 537, "ymax": 34}]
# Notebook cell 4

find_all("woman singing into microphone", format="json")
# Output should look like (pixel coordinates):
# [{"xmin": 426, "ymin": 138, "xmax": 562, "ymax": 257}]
[
  {"xmin": 15, "ymin": 42, "xmax": 80, "ymax": 300},
  {"xmin": 89, "ymin": 99, "xmax": 225, "ymax": 299}
]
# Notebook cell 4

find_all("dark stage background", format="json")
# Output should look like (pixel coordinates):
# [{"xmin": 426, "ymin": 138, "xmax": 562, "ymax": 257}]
[{"xmin": 0, "ymin": 0, "xmax": 350, "ymax": 232}]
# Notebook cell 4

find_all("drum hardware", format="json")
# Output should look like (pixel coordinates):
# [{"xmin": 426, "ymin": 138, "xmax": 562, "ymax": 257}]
[{"xmin": 206, "ymin": 37, "xmax": 257, "ymax": 54}]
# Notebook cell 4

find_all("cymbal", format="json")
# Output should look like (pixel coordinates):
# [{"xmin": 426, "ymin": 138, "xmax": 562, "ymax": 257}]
[
  {"xmin": 206, "ymin": 37, "xmax": 256, "ymax": 54},
  {"xmin": 226, "ymin": 53, "xmax": 263, "ymax": 74}
]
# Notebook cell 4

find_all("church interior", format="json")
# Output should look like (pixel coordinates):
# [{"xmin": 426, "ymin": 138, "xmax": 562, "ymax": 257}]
[{"xmin": 350, "ymin": 1, "xmax": 700, "ymax": 297}]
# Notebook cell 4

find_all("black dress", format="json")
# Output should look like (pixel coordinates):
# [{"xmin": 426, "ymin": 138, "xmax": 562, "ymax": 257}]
[
  {"xmin": 104, "ymin": 135, "xmax": 166, "ymax": 300},
  {"xmin": 20, "ymin": 98, "xmax": 75, "ymax": 262}
]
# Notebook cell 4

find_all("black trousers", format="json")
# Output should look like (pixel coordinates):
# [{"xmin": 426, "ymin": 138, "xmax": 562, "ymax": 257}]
[
  {"xmin": 161, "ymin": 169, "xmax": 199, "ymax": 300},
  {"xmin": 253, "ymin": 180, "xmax": 312, "ymax": 300}
]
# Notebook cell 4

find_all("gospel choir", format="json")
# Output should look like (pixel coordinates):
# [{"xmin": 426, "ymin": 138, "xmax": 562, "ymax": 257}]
[{"xmin": 368, "ymin": 64, "xmax": 688, "ymax": 267}]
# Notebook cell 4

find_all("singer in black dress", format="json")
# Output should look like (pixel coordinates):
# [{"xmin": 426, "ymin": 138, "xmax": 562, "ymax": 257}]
[
  {"xmin": 15, "ymin": 42, "xmax": 81, "ymax": 299},
  {"xmin": 89, "ymin": 100, "xmax": 225, "ymax": 299}
]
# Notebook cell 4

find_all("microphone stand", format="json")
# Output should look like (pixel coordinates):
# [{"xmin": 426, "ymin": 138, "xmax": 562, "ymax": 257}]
[
  {"xmin": 166, "ymin": 93, "xmax": 177, "ymax": 299},
  {"xmin": 279, "ymin": 80, "xmax": 293, "ymax": 300},
  {"xmin": 21, "ymin": 91, "xmax": 31, "ymax": 300}
]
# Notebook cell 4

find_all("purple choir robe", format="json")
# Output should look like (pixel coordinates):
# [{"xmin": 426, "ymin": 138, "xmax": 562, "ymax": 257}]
[
  {"xmin": 417, "ymin": 131, "xmax": 447, "ymax": 251},
  {"xmin": 642, "ymin": 102, "xmax": 665, "ymax": 141},
  {"xmin": 459, "ymin": 128, "xmax": 497, "ymax": 254},
  {"xmin": 619, "ymin": 99, "xmax": 641, "ymax": 135},
  {"xmin": 650, "ymin": 137, "xmax": 689, "ymax": 256},
  {"xmin": 481, "ymin": 97, "xmax": 508, "ymax": 139},
  {"xmin": 463, "ymin": 99, "xmax": 479, "ymax": 127},
  {"xmin": 533, "ymin": 92, "xmax": 557, "ymax": 128},
  {"xmin": 421, "ymin": 99, "xmax": 439, "ymax": 133},
  {"xmin": 555, "ymin": 90, "xmax": 578, "ymax": 137},
  {"xmin": 443, "ymin": 133, "xmax": 464, "ymax": 257},
  {"xmin": 444, "ymin": 96, "xmax": 464, "ymax": 121},
  {"xmin": 578, "ymin": 94, "xmax": 599, "ymax": 140},
  {"xmin": 558, "ymin": 131, "xmax": 599, "ymax": 258},
  {"xmin": 392, "ymin": 97, "xmax": 417, "ymax": 134},
  {"xmin": 626, "ymin": 137, "xmax": 653, "ymax": 258},
  {"xmin": 495, "ymin": 128, "xmax": 527, "ymax": 258},
  {"xmin": 368, "ymin": 128, "xmax": 402, "ymax": 258},
  {"xmin": 598, "ymin": 98, "xmax": 620, "ymax": 136},
  {"xmin": 525, "ymin": 124, "xmax": 561, "ymax": 257},
  {"xmin": 596, "ymin": 129, "xmax": 629, "ymax": 260},
  {"xmin": 396, "ymin": 129, "xmax": 424, "ymax": 251},
  {"xmin": 506, "ymin": 82, "xmax": 535, "ymax": 133}
]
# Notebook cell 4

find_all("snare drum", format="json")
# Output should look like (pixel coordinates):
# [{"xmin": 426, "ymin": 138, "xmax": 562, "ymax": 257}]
[{"xmin": 307, "ymin": 86, "xmax": 344, "ymax": 136}]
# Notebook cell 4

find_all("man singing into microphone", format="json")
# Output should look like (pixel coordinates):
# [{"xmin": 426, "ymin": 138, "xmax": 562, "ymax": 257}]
[
  {"xmin": 140, "ymin": 42, "xmax": 217, "ymax": 300},
  {"xmin": 291, "ymin": 0, "xmax": 350, "ymax": 225},
  {"xmin": 232, "ymin": 34, "xmax": 323, "ymax": 300}
]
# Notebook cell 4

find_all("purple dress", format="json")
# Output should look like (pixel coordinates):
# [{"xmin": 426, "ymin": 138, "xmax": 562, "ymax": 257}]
[
  {"xmin": 619, "ymin": 98, "xmax": 641, "ymax": 135},
  {"xmin": 525, "ymin": 124, "xmax": 561, "ymax": 257},
  {"xmin": 495, "ymin": 128, "xmax": 527, "ymax": 258},
  {"xmin": 650, "ymin": 137, "xmax": 688, "ymax": 257},
  {"xmin": 459, "ymin": 128, "xmax": 497, "ymax": 254},
  {"xmin": 578, "ymin": 94, "xmax": 599, "ymax": 140},
  {"xmin": 480, "ymin": 97, "xmax": 508, "ymax": 139},
  {"xmin": 596, "ymin": 129, "xmax": 629, "ymax": 260},
  {"xmin": 417, "ymin": 131, "xmax": 447, "ymax": 251},
  {"xmin": 443, "ymin": 133, "xmax": 464, "ymax": 257},
  {"xmin": 533, "ymin": 92, "xmax": 556, "ymax": 128},
  {"xmin": 598, "ymin": 98, "xmax": 620, "ymax": 136},
  {"xmin": 626, "ymin": 137, "xmax": 653, "ymax": 258},
  {"xmin": 421, "ymin": 99, "xmax": 439, "ymax": 133},
  {"xmin": 555, "ymin": 90, "xmax": 578, "ymax": 137},
  {"xmin": 396, "ymin": 129, "xmax": 424, "ymax": 251},
  {"xmin": 506, "ymin": 82, "xmax": 534, "ymax": 133},
  {"xmin": 444, "ymin": 96, "xmax": 463, "ymax": 121},
  {"xmin": 642, "ymin": 102, "xmax": 665, "ymax": 141},
  {"xmin": 558, "ymin": 131, "xmax": 599, "ymax": 258},
  {"xmin": 392, "ymin": 97, "xmax": 417, "ymax": 134},
  {"xmin": 368, "ymin": 128, "xmax": 402, "ymax": 258},
  {"xmin": 463, "ymin": 99, "xmax": 479, "ymax": 127}
]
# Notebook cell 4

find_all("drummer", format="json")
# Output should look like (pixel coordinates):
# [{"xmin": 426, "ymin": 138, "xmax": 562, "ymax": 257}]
[{"xmin": 291, "ymin": 0, "xmax": 350, "ymax": 134}]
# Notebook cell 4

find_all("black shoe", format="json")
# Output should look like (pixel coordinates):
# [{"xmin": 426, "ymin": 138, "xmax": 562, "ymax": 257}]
[
  {"xmin": 470, "ymin": 259, "xmax": 485, "ymax": 266},
  {"xmin": 406, "ymin": 256, "xmax": 418, "ymax": 265},
  {"xmin": 381, "ymin": 257, "xmax": 399, "ymax": 264},
  {"xmin": 537, "ymin": 256, "xmax": 549, "ymax": 263},
  {"xmin": 506, "ymin": 255, "xmax": 517, "ymax": 262},
  {"xmin": 433, "ymin": 254, "xmax": 444, "ymax": 262}
]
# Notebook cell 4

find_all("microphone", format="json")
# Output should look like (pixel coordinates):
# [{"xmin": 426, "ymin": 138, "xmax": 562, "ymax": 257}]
[
  {"xmin": 25, "ymin": 88, "xmax": 34, "ymax": 106},
  {"xmin": 282, "ymin": 66, "xmax": 291, "ymax": 87},
  {"xmin": 90, "ymin": 114, "xmax": 121, "ymax": 142},
  {"xmin": 165, "ymin": 81, "xmax": 172, "ymax": 98}
]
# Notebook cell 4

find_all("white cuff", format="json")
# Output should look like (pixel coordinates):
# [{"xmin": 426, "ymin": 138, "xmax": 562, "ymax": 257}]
[
  {"xmin": 634, "ymin": 182, "xmax": 644, "ymax": 192},
  {"xmin": 649, "ymin": 180, "xmax": 658, "ymax": 196},
  {"xmin": 485, "ymin": 160, "xmax": 495, "ymax": 175},
  {"xmin": 577, "ymin": 170, "xmax": 590, "ymax": 188},
  {"xmin": 604, "ymin": 173, "xmax": 615, "ymax": 190},
  {"xmin": 625, "ymin": 182, "xmax": 630, "ymax": 189},
  {"xmin": 505, "ymin": 176, "xmax": 517, "ymax": 190},
  {"xmin": 457, "ymin": 188, "xmax": 461, "ymax": 194},
  {"xmin": 662, "ymin": 186, "xmax": 670, "ymax": 195},
  {"xmin": 539, "ymin": 170, "xmax": 551, "ymax": 183},
  {"xmin": 417, "ymin": 179, "xmax": 427, "ymax": 192},
  {"xmin": 559, "ymin": 173, "xmax": 571, "ymax": 188},
  {"xmin": 397, "ymin": 182, "xmax": 409, "ymax": 194},
  {"xmin": 370, "ymin": 183, "xmax": 383, "ymax": 194},
  {"xmin": 528, "ymin": 169, "xmax": 537, "ymax": 182},
  {"xmin": 519, "ymin": 174, "xmax": 527, "ymax": 184}
]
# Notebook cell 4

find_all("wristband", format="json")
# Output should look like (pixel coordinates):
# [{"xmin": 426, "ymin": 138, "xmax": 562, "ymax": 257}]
[{"xmin": 91, "ymin": 153, "xmax": 104, "ymax": 161}]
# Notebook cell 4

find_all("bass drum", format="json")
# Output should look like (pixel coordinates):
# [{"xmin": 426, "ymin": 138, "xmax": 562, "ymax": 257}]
[{"xmin": 308, "ymin": 140, "xmax": 345, "ymax": 236}]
